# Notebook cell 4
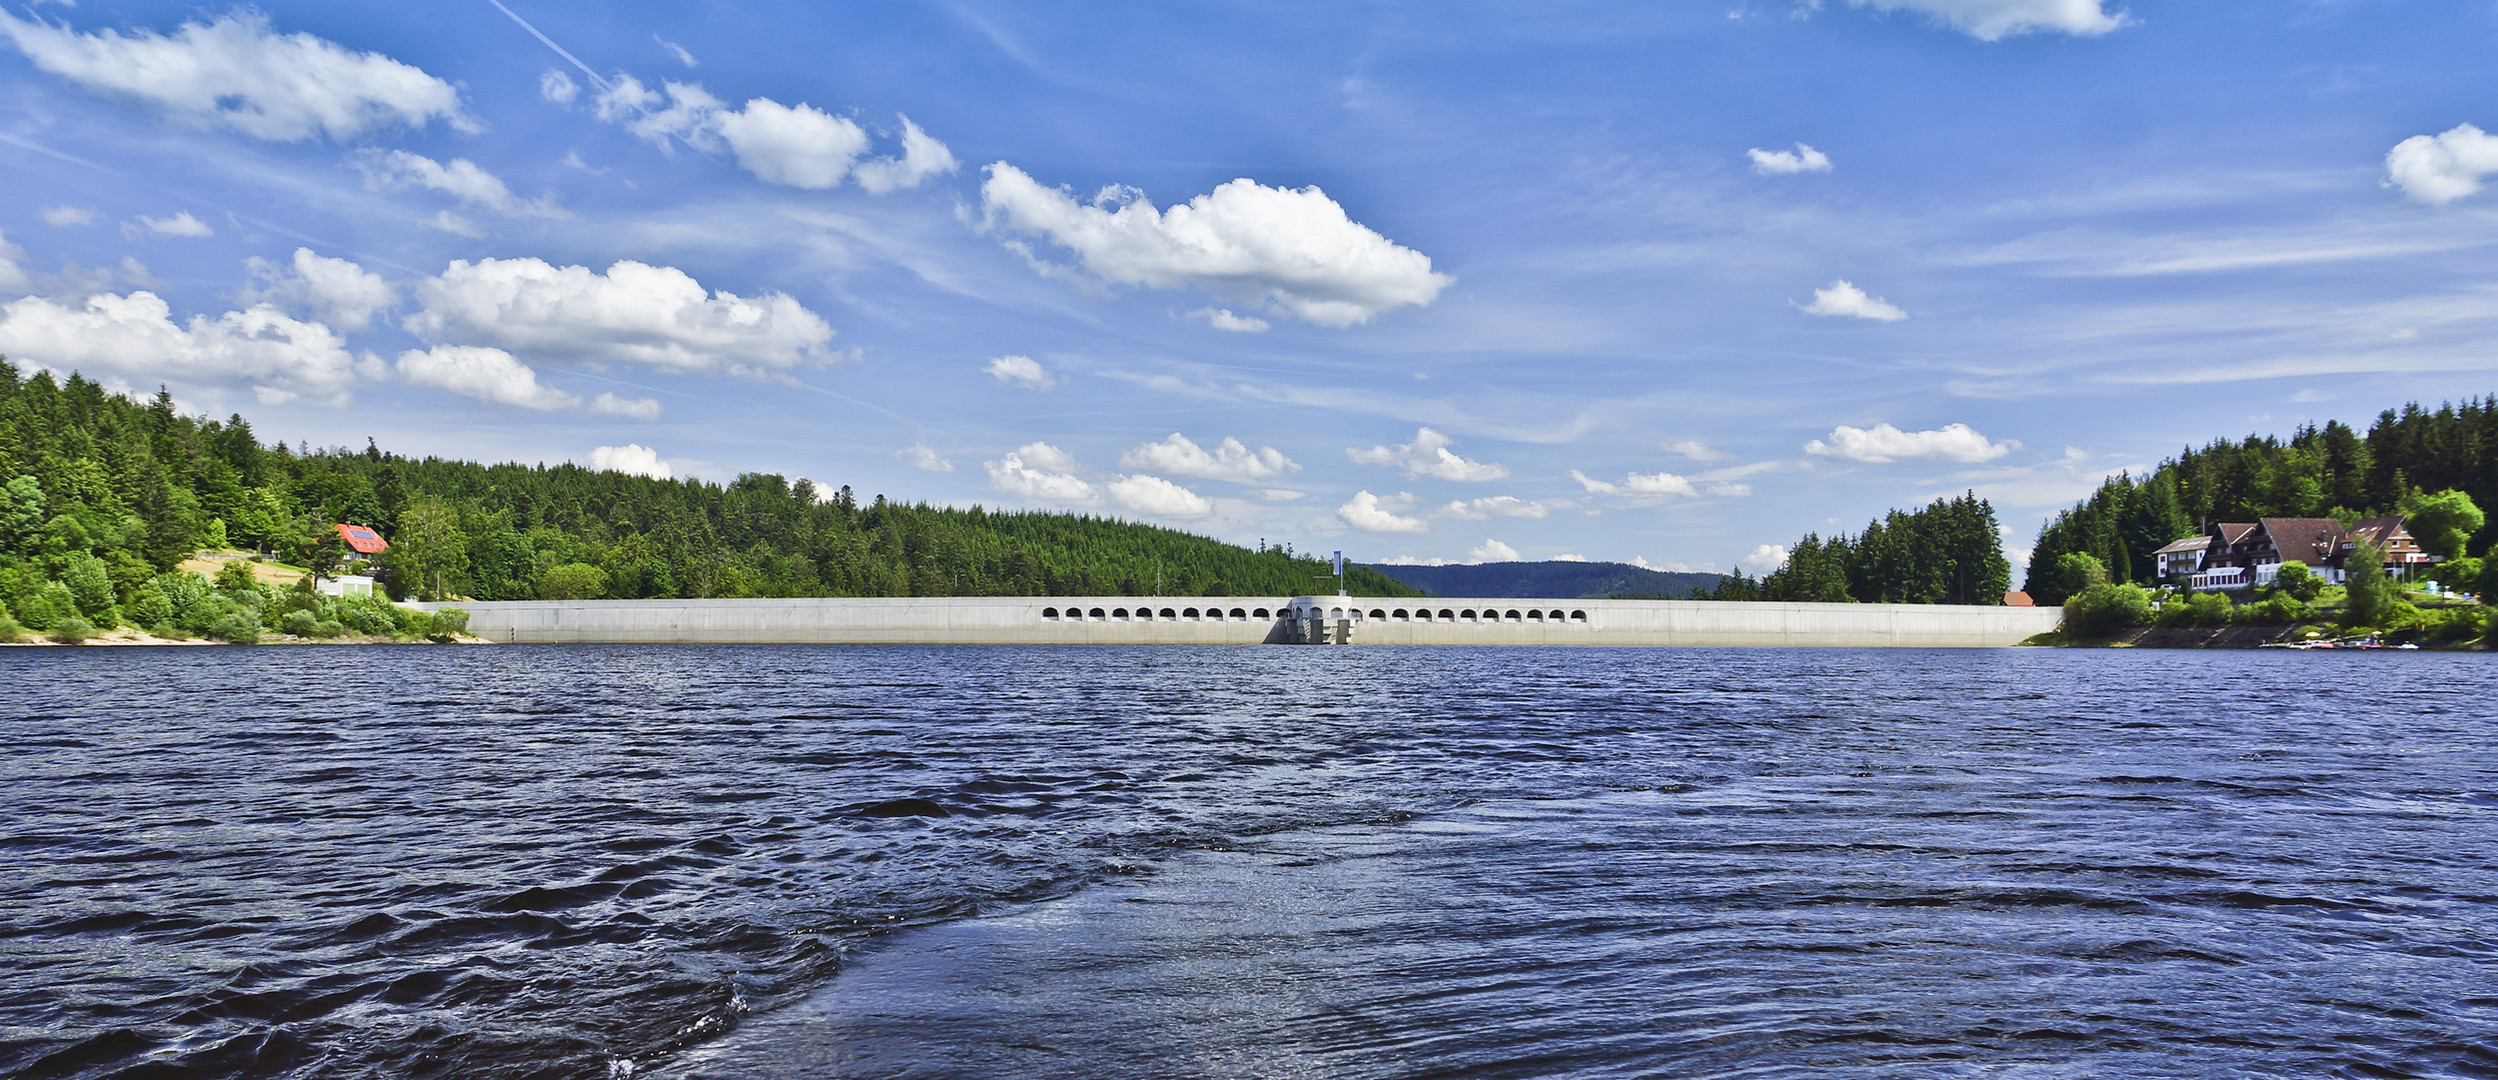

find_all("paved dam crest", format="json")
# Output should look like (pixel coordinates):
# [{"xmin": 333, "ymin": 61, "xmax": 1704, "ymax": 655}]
[{"xmin": 414, "ymin": 596, "xmax": 2061, "ymax": 647}]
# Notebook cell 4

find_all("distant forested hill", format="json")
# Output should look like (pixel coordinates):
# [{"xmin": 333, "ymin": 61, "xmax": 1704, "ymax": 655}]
[
  {"xmin": 0, "ymin": 363, "xmax": 1420, "ymax": 604},
  {"xmin": 1367, "ymin": 560, "xmax": 1725, "ymax": 599}
]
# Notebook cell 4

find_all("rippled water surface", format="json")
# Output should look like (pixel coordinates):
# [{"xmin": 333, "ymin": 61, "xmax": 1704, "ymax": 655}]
[{"xmin": 3, "ymin": 645, "xmax": 2495, "ymax": 1079}]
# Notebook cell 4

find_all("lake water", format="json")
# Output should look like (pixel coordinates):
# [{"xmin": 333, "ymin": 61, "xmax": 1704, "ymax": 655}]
[{"xmin": 3, "ymin": 645, "xmax": 2494, "ymax": 1079}]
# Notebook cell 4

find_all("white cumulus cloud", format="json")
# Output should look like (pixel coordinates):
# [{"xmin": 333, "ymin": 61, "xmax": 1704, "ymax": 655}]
[
  {"xmin": 2386, "ymin": 124, "xmax": 2498, "ymax": 206},
  {"xmin": 1347, "ymin": 427, "xmax": 1509, "ymax": 482},
  {"xmin": 540, "ymin": 69, "xmax": 579, "ymax": 104},
  {"xmin": 589, "ymin": 444, "xmax": 671, "ymax": 480},
  {"xmin": 1846, "ymin": 0, "xmax": 2127, "ymax": 40},
  {"xmin": 354, "ymin": 150, "xmax": 565, "ymax": 219},
  {"xmin": 137, "ymin": 212, "xmax": 212, "ymax": 238},
  {"xmin": 245, "ymin": 247, "xmax": 394, "ymax": 332},
  {"xmin": 899, "ymin": 442, "xmax": 956, "ymax": 472},
  {"xmin": 1437, "ymin": 496, "xmax": 1550, "ymax": 520},
  {"xmin": 712, "ymin": 95, "xmax": 870, "ymax": 189},
  {"xmin": 1805, "ymin": 422, "xmax": 2017, "ymax": 463},
  {"xmin": 1740, "ymin": 544, "xmax": 1791, "ymax": 574},
  {"xmin": 589, "ymin": 392, "xmax": 662, "ymax": 420},
  {"xmin": 1119, "ymin": 433, "xmax": 1297, "ymax": 483},
  {"xmin": 1571, "ymin": 469, "xmax": 1751, "ymax": 499},
  {"xmin": 1189, "ymin": 307, "xmax": 1271, "ymax": 333},
  {"xmin": 852, "ymin": 116, "xmax": 960, "ymax": 194},
  {"xmin": 1748, "ymin": 143, "xmax": 1832, "ymax": 174},
  {"xmin": 395, "ymin": 345, "xmax": 579, "ymax": 411},
  {"xmin": 1339, "ymin": 490, "xmax": 1428, "ymax": 534},
  {"xmin": 40, "ymin": 206, "xmax": 94, "ymax": 227},
  {"xmin": 1107, "ymin": 474, "xmax": 1212, "ymax": 518},
  {"xmin": 1465, "ymin": 539, "xmax": 1521, "ymax": 564},
  {"xmin": 984, "ymin": 354, "xmax": 1057, "ymax": 390},
  {"xmin": 0, "ymin": 291, "xmax": 362, "ymax": 406},
  {"xmin": 984, "ymin": 442, "xmax": 1096, "ymax": 503},
  {"xmin": 593, "ymin": 75, "xmax": 952, "ymax": 193},
  {"xmin": 0, "ymin": 10, "xmax": 470, "ymax": 141},
  {"xmin": 979, "ymin": 163, "xmax": 1451, "ymax": 327},
  {"xmin": 406, "ymin": 258, "xmax": 834, "ymax": 377},
  {"xmin": 1801, "ymin": 279, "xmax": 1906, "ymax": 321}
]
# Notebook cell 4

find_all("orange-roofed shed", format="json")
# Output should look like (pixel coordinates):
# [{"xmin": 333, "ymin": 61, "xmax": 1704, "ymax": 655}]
[{"xmin": 337, "ymin": 524, "xmax": 388, "ymax": 560}]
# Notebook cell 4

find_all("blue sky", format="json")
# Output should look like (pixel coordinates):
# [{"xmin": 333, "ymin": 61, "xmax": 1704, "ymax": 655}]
[{"xmin": 3, "ymin": 1, "xmax": 2496, "ymax": 573}]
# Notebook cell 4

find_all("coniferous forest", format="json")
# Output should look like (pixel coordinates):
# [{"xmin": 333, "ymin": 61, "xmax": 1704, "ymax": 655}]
[
  {"xmin": 1697, "ymin": 492, "xmax": 2013, "ymax": 606},
  {"xmin": 0, "ymin": 363, "xmax": 1419, "ymax": 635}
]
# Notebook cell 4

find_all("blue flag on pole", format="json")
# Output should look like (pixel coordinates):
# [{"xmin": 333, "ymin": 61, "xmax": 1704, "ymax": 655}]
[{"xmin": 1333, "ymin": 550, "xmax": 1344, "ymax": 576}]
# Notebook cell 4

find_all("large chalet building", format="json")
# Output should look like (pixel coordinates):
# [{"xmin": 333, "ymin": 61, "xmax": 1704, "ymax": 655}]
[{"xmin": 2172, "ymin": 516, "xmax": 2431, "ymax": 591}]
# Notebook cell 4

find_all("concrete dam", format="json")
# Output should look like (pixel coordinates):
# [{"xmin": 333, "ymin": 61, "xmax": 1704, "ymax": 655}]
[{"xmin": 416, "ymin": 595, "xmax": 2061, "ymax": 647}]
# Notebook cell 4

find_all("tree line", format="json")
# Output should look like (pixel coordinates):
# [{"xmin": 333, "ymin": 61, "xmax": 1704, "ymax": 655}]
[
  {"xmin": 1694, "ymin": 492, "xmax": 2013, "ymax": 605},
  {"xmin": 0, "ymin": 362, "xmax": 1419, "ymax": 628}
]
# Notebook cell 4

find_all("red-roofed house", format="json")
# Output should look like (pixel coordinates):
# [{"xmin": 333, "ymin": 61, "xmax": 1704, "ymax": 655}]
[{"xmin": 336, "ymin": 524, "xmax": 388, "ymax": 563}]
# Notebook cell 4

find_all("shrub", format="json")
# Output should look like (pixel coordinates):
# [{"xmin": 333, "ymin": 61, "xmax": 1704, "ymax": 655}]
[
  {"xmin": 2434, "ymin": 556, "xmax": 2483, "ymax": 594},
  {"xmin": 398, "ymin": 610, "xmax": 436, "ymax": 639},
  {"xmin": 214, "ymin": 559, "xmax": 258, "ymax": 594},
  {"xmin": 62, "ymin": 554, "xmax": 117, "ymax": 620},
  {"xmin": 2239, "ymin": 595, "xmax": 2312, "ymax": 626},
  {"xmin": 48, "ymin": 617, "xmax": 97, "ymax": 644},
  {"xmin": 538, "ymin": 563, "xmax": 608, "ymax": 600},
  {"xmin": 2062, "ymin": 583, "xmax": 2152, "ymax": 638},
  {"xmin": 310, "ymin": 619, "xmax": 349, "ymax": 639},
  {"xmin": 2346, "ymin": 541, "xmax": 2403, "ymax": 627},
  {"xmin": 2273, "ymin": 562, "xmax": 2324, "ymax": 602},
  {"xmin": 207, "ymin": 611, "xmax": 261, "ymax": 644},
  {"xmin": 339, "ymin": 600, "xmax": 397, "ymax": 636},
  {"xmin": 277, "ymin": 609, "xmax": 319, "ymax": 637},
  {"xmin": 430, "ymin": 608, "xmax": 470, "ymax": 640},
  {"xmin": 155, "ymin": 571, "xmax": 212, "ymax": 624},
  {"xmin": 2156, "ymin": 591, "xmax": 2235, "ymax": 628},
  {"xmin": 123, "ymin": 580, "xmax": 175, "ymax": 628},
  {"xmin": 11, "ymin": 580, "xmax": 77, "ymax": 631},
  {"xmin": 0, "ymin": 613, "xmax": 24, "ymax": 643},
  {"xmin": 2417, "ymin": 607, "xmax": 2484, "ymax": 644}
]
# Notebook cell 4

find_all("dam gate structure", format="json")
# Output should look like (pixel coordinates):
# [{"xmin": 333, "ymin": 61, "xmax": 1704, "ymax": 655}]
[{"xmin": 416, "ymin": 595, "xmax": 2061, "ymax": 647}]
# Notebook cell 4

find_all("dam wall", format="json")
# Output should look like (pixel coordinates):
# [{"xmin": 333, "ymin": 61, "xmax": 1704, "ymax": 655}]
[{"xmin": 413, "ymin": 595, "xmax": 2061, "ymax": 647}]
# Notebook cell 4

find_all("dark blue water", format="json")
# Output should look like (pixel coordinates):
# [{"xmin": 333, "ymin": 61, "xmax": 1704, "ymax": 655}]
[{"xmin": 3, "ymin": 645, "xmax": 2494, "ymax": 1079}]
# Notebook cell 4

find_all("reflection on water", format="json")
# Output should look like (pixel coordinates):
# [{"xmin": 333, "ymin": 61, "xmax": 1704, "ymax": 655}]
[{"xmin": 3, "ymin": 645, "xmax": 2494, "ymax": 1079}]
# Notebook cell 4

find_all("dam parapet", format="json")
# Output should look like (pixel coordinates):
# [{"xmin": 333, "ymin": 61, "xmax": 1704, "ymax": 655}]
[{"xmin": 412, "ymin": 595, "xmax": 2060, "ymax": 647}]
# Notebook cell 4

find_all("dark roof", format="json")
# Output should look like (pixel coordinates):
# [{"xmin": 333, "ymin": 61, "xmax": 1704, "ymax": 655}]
[
  {"xmin": 2345, "ymin": 516, "xmax": 2411, "ymax": 548},
  {"xmin": 2213, "ymin": 522, "xmax": 2259, "ymax": 546},
  {"xmin": 2257, "ymin": 518, "xmax": 2344, "ymax": 565},
  {"xmin": 336, "ymin": 524, "xmax": 388, "ymax": 554}
]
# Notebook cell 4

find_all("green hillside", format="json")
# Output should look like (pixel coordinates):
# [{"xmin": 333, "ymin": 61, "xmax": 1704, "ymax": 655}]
[{"xmin": 0, "ymin": 363, "xmax": 1418, "ymax": 633}]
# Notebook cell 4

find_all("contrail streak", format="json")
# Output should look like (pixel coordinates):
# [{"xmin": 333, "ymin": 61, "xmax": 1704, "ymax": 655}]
[{"xmin": 481, "ymin": 0, "xmax": 610, "ymax": 92}]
